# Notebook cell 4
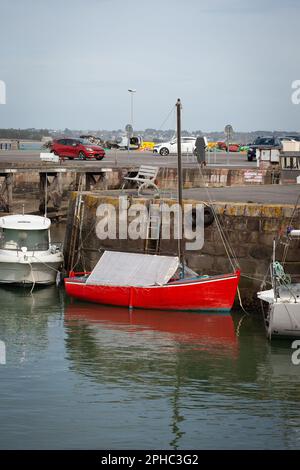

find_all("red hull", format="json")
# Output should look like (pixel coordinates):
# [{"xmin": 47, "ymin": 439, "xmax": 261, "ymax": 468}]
[{"xmin": 64, "ymin": 271, "xmax": 240, "ymax": 312}]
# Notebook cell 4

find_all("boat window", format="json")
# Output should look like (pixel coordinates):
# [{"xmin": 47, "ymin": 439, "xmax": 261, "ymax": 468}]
[{"xmin": 0, "ymin": 229, "xmax": 49, "ymax": 251}]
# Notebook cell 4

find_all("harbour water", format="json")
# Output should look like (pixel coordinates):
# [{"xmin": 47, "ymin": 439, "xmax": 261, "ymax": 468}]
[
  {"xmin": 19, "ymin": 142, "xmax": 42, "ymax": 151},
  {"xmin": 0, "ymin": 285, "xmax": 300, "ymax": 450}
]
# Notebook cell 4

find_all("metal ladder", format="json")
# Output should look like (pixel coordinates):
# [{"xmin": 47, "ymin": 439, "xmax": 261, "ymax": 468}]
[
  {"xmin": 144, "ymin": 203, "xmax": 162, "ymax": 254},
  {"xmin": 67, "ymin": 174, "xmax": 85, "ymax": 274}
]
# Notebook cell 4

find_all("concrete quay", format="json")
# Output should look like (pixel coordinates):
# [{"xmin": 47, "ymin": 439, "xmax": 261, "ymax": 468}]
[{"xmin": 0, "ymin": 148, "xmax": 253, "ymax": 168}]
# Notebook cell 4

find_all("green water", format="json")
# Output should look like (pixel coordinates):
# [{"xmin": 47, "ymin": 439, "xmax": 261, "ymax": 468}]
[{"xmin": 0, "ymin": 286, "xmax": 299, "ymax": 450}]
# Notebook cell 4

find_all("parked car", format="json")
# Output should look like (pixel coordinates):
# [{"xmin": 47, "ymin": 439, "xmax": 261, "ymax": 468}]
[
  {"xmin": 50, "ymin": 138, "xmax": 105, "ymax": 160},
  {"xmin": 216, "ymin": 141, "xmax": 227, "ymax": 151},
  {"xmin": 153, "ymin": 137, "xmax": 197, "ymax": 156},
  {"xmin": 278, "ymin": 136, "xmax": 295, "ymax": 142},
  {"xmin": 247, "ymin": 136, "xmax": 282, "ymax": 162},
  {"xmin": 216, "ymin": 141, "xmax": 240, "ymax": 152},
  {"xmin": 227, "ymin": 143, "xmax": 240, "ymax": 152},
  {"xmin": 280, "ymin": 134, "xmax": 300, "ymax": 142}
]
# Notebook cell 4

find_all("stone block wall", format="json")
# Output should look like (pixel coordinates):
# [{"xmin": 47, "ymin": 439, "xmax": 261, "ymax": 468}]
[{"xmin": 64, "ymin": 193, "xmax": 300, "ymax": 310}]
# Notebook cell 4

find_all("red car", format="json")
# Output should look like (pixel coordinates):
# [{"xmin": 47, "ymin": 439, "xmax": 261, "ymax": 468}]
[
  {"xmin": 217, "ymin": 141, "xmax": 240, "ymax": 152},
  {"xmin": 217, "ymin": 141, "xmax": 227, "ymax": 150},
  {"xmin": 227, "ymin": 143, "xmax": 240, "ymax": 152},
  {"xmin": 50, "ymin": 138, "xmax": 105, "ymax": 160}
]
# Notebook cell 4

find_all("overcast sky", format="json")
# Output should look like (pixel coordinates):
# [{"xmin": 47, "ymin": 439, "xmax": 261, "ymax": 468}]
[{"xmin": 0, "ymin": 0, "xmax": 300, "ymax": 131}]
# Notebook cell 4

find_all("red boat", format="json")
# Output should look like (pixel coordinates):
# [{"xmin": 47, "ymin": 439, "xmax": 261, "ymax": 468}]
[{"xmin": 65, "ymin": 251, "xmax": 240, "ymax": 312}]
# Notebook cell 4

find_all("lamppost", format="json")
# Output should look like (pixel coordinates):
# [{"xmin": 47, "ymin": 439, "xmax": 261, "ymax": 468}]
[
  {"xmin": 127, "ymin": 89, "xmax": 136, "ymax": 153},
  {"xmin": 128, "ymin": 89, "xmax": 136, "ymax": 130}
]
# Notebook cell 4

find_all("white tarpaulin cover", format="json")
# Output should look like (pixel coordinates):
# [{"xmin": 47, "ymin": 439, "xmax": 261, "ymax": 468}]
[{"xmin": 86, "ymin": 251, "xmax": 179, "ymax": 287}]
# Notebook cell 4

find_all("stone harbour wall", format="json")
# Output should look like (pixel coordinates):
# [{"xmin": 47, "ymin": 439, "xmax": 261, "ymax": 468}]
[
  {"xmin": 8, "ymin": 167, "xmax": 276, "ymax": 194},
  {"xmin": 64, "ymin": 193, "xmax": 300, "ymax": 310}
]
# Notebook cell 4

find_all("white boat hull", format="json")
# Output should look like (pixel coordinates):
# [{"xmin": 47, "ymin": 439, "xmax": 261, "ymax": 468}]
[
  {"xmin": 0, "ymin": 250, "xmax": 63, "ymax": 285},
  {"xmin": 258, "ymin": 286, "xmax": 300, "ymax": 339},
  {"xmin": 0, "ymin": 261, "xmax": 62, "ymax": 284},
  {"xmin": 268, "ymin": 302, "xmax": 300, "ymax": 339}
]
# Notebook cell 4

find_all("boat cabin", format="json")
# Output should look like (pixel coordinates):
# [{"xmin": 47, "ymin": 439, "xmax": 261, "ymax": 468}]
[{"xmin": 0, "ymin": 215, "xmax": 51, "ymax": 251}]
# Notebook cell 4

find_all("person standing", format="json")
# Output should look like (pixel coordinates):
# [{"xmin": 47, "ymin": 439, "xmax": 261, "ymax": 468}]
[{"xmin": 195, "ymin": 136, "xmax": 207, "ymax": 168}]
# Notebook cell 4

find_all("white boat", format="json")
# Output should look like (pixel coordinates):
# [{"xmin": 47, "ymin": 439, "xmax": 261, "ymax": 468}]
[
  {"xmin": 258, "ymin": 285, "xmax": 300, "ymax": 339},
  {"xmin": 0, "ymin": 214, "xmax": 64, "ymax": 285},
  {"xmin": 258, "ymin": 232, "xmax": 300, "ymax": 339}
]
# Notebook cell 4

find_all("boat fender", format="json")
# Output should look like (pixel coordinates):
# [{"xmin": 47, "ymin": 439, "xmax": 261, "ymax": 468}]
[
  {"xmin": 203, "ymin": 206, "xmax": 214, "ymax": 227},
  {"xmin": 188, "ymin": 206, "xmax": 214, "ymax": 229},
  {"xmin": 56, "ymin": 271, "xmax": 62, "ymax": 286}
]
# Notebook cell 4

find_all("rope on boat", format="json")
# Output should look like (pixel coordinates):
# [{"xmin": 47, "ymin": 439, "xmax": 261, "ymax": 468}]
[
  {"xmin": 237, "ymin": 286, "xmax": 250, "ymax": 316},
  {"xmin": 194, "ymin": 162, "xmax": 245, "ymax": 313},
  {"xmin": 273, "ymin": 261, "xmax": 291, "ymax": 286},
  {"xmin": 195, "ymin": 163, "xmax": 240, "ymax": 272},
  {"xmin": 236, "ymin": 313, "xmax": 248, "ymax": 337},
  {"xmin": 29, "ymin": 261, "xmax": 36, "ymax": 295},
  {"xmin": 31, "ymin": 255, "xmax": 61, "ymax": 273},
  {"xmin": 281, "ymin": 193, "xmax": 300, "ymax": 265},
  {"xmin": 240, "ymin": 273, "xmax": 272, "ymax": 285}
]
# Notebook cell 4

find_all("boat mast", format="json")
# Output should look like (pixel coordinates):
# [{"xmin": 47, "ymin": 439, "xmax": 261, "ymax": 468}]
[
  {"xmin": 176, "ymin": 98, "xmax": 185, "ymax": 274},
  {"xmin": 272, "ymin": 238, "xmax": 277, "ymax": 301}
]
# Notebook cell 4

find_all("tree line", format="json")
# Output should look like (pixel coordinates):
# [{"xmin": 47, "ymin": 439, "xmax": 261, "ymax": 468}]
[{"xmin": 0, "ymin": 128, "xmax": 50, "ymax": 140}]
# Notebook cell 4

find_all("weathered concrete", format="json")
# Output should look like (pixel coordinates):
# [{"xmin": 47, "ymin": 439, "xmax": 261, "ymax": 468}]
[
  {"xmin": 0, "ymin": 163, "xmax": 278, "ymax": 189},
  {"xmin": 64, "ymin": 192, "xmax": 300, "ymax": 310},
  {"xmin": 0, "ymin": 160, "xmax": 283, "ymax": 218},
  {"xmin": 0, "ymin": 162, "xmax": 283, "ymax": 201}
]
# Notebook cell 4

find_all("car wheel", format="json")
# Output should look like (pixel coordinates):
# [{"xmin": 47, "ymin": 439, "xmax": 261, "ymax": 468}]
[
  {"xmin": 159, "ymin": 147, "xmax": 169, "ymax": 156},
  {"xmin": 95, "ymin": 156, "xmax": 104, "ymax": 161},
  {"xmin": 78, "ymin": 151, "xmax": 86, "ymax": 160}
]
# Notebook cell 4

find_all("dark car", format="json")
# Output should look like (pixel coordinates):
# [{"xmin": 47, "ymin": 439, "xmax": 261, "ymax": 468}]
[
  {"xmin": 247, "ymin": 136, "xmax": 282, "ymax": 161},
  {"xmin": 50, "ymin": 138, "xmax": 105, "ymax": 160},
  {"xmin": 284, "ymin": 134, "xmax": 300, "ymax": 142}
]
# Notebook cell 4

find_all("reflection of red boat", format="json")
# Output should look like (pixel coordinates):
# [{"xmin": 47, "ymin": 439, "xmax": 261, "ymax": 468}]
[
  {"xmin": 65, "ymin": 252, "xmax": 240, "ymax": 312},
  {"xmin": 65, "ymin": 303, "xmax": 238, "ymax": 350}
]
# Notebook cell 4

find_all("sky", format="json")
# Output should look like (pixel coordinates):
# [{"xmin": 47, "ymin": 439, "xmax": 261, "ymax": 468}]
[{"xmin": 0, "ymin": 0, "xmax": 300, "ymax": 131}]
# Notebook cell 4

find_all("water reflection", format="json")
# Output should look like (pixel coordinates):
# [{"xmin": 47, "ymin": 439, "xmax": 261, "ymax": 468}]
[
  {"xmin": 1, "ymin": 289, "xmax": 300, "ymax": 449},
  {"xmin": 64, "ymin": 303, "xmax": 239, "ymax": 379},
  {"xmin": 65, "ymin": 302, "xmax": 239, "ymax": 448},
  {"xmin": 0, "ymin": 285, "xmax": 63, "ymax": 364},
  {"xmin": 65, "ymin": 303, "xmax": 238, "ymax": 344},
  {"xmin": 64, "ymin": 303, "xmax": 300, "ymax": 449}
]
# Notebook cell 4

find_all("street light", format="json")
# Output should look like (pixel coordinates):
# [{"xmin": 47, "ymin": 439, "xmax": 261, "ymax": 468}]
[
  {"xmin": 128, "ymin": 89, "xmax": 136, "ymax": 130},
  {"xmin": 127, "ymin": 89, "xmax": 136, "ymax": 153}
]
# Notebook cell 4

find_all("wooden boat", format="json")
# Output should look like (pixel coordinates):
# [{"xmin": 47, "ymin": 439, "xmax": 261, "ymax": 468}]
[
  {"xmin": 64, "ymin": 99, "xmax": 240, "ymax": 311},
  {"xmin": 65, "ymin": 251, "xmax": 240, "ymax": 311}
]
